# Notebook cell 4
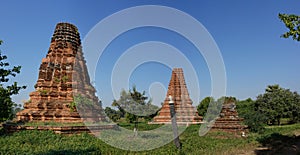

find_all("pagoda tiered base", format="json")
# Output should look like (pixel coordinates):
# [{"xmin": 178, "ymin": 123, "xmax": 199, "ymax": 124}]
[
  {"xmin": 151, "ymin": 104, "xmax": 202, "ymax": 124},
  {"xmin": 17, "ymin": 100, "xmax": 106, "ymax": 123},
  {"xmin": 210, "ymin": 118, "xmax": 247, "ymax": 132}
]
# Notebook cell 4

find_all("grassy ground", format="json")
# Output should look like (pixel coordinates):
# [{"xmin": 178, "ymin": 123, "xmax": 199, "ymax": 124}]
[
  {"xmin": 117, "ymin": 122, "xmax": 163, "ymax": 131},
  {"xmin": 0, "ymin": 123, "xmax": 299, "ymax": 154}
]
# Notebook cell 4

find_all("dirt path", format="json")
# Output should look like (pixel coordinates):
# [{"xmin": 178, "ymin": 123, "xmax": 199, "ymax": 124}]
[{"xmin": 254, "ymin": 133, "xmax": 300, "ymax": 155}]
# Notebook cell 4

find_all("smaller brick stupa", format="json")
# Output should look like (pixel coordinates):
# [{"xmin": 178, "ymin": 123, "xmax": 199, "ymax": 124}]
[
  {"xmin": 212, "ymin": 102, "xmax": 247, "ymax": 132},
  {"xmin": 151, "ymin": 68, "xmax": 202, "ymax": 124}
]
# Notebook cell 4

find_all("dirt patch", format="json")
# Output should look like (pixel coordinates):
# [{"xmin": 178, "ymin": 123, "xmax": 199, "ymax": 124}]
[{"xmin": 255, "ymin": 134, "xmax": 300, "ymax": 155}]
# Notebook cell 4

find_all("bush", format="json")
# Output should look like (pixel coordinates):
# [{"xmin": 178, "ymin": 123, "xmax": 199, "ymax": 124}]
[{"xmin": 237, "ymin": 98, "xmax": 266, "ymax": 133}]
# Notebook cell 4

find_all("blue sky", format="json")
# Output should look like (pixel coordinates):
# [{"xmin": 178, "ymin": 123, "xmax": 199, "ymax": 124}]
[{"xmin": 0, "ymin": 1, "xmax": 300, "ymax": 107}]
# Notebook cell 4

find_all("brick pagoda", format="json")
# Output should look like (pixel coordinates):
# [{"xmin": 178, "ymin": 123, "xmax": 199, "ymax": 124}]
[
  {"xmin": 17, "ymin": 23, "xmax": 105, "ymax": 123},
  {"xmin": 151, "ymin": 68, "xmax": 202, "ymax": 124},
  {"xmin": 211, "ymin": 102, "xmax": 247, "ymax": 132}
]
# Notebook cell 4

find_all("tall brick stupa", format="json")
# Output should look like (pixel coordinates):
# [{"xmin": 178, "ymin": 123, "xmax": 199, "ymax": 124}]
[
  {"xmin": 152, "ymin": 68, "xmax": 202, "ymax": 124},
  {"xmin": 17, "ymin": 23, "xmax": 105, "ymax": 123}
]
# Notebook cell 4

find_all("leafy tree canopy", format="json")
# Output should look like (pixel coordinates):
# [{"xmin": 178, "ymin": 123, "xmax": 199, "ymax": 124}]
[
  {"xmin": 236, "ymin": 98, "xmax": 267, "ymax": 133},
  {"xmin": 104, "ymin": 107, "xmax": 121, "ymax": 122},
  {"xmin": 279, "ymin": 13, "xmax": 300, "ymax": 41},
  {"xmin": 197, "ymin": 97, "xmax": 214, "ymax": 116},
  {"xmin": 111, "ymin": 86, "xmax": 158, "ymax": 123},
  {"xmin": 0, "ymin": 40, "xmax": 26, "ymax": 122},
  {"xmin": 255, "ymin": 84, "xmax": 300, "ymax": 125}
]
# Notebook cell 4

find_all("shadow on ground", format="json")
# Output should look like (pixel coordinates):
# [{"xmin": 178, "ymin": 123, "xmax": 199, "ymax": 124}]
[
  {"xmin": 255, "ymin": 133, "xmax": 300, "ymax": 155},
  {"xmin": 34, "ymin": 149, "xmax": 98, "ymax": 155},
  {"xmin": 0, "ymin": 127, "xmax": 5, "ymax": 136}
]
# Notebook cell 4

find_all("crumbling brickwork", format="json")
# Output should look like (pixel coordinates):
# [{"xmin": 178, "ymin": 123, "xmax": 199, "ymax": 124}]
[{"xmin": 17, "ymin": 23, "xmax": 105, "ymax": 123}]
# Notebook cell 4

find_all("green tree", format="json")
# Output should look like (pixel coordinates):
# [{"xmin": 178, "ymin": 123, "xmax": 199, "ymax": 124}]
[
  {"xmin": 0, "ymin": 40, "xmax": 26, "ymax": 122},
  {"xmin": 197, "ymin": 97, "xmax": 214, "ymax": 116},
  {"xmin": 255, "ymin": 84, "xmax": 300, "ymax": 125},
  {"xmin": 104, "ymin": 107, "xmax": 121, "ymax": 122},
  {"xmin": 288, "ymin": 91, "xmax": 300, "ymax": 123},
  {"xmin": 236, "ymin": 98, "xmax": 266, "ymax": 133},
  {"xmin": 278, "ymin": 13, "xmax": 300, "ymax": 41},
  {"xmin": 112, "ymin": 86, "xmax": 158, "ymax": 123},
  {"xmin": 236, "ymin": 98, "xmax": 254, "ymax": 117}
]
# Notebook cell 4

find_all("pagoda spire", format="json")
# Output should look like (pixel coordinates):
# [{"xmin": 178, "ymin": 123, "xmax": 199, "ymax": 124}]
[{"xmin": 152, "ymin": 68, "xmax": 202, "ymax": 124}]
